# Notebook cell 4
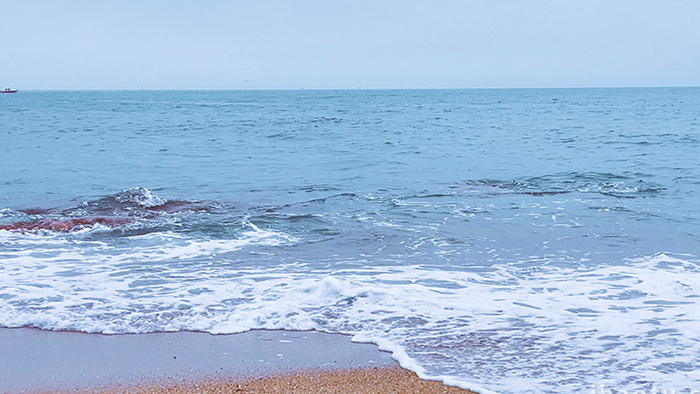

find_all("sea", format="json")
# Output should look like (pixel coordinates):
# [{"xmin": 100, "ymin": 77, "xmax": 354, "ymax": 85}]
[{"xmin": 1, "ymin": 89, "xmax": 698, "ymax": 393}]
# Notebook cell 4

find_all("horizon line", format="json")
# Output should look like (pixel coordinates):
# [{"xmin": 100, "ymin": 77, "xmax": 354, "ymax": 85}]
[{"xmin": 9, "ymin": 85, "xmax": 700, "ymax": 92}]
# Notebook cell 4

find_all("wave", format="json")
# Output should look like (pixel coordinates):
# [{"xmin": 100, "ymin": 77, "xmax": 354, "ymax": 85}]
[
  {"xmin": 462, "ymin": 172, "xmax": 666, "ymax": 199},
  {"xmin": 0, "ymin": 244, "xmax": 697, "ymax": 392},
  {"xmin": 1, "ymin": 187, "xmax": 698, "ymax": 392},
  {"xmin": 0, "ymin": 175, "xmax": 664, "ymax": 235},
  {"xmin": 0, "ymin": 187, "xmax": 220, "ymax": 234}
]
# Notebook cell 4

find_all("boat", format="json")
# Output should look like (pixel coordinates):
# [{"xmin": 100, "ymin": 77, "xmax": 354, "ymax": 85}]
[{"xmin": 1, "ymin": 88, "xmax": 18, "ymax": 93}]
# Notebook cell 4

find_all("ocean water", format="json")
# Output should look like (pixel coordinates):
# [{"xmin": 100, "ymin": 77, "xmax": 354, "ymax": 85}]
[{"xmin": 1, "ymin": 89, "xmax": 698, "ymax": 393}]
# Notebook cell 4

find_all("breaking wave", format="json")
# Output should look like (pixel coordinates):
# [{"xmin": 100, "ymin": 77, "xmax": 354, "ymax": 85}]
[
  {"xmin": 1, "ymin": 187, "xmax": 698, "ymax": 393},
  {"xmin": 0, "ymin": 245, "xmax": 697, "ymax": 392}
]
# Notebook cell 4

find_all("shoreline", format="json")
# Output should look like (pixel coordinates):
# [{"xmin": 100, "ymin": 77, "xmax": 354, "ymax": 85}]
[{"xmin": 0, "ymin": 327, "xmax": 472, "ymax": 393}]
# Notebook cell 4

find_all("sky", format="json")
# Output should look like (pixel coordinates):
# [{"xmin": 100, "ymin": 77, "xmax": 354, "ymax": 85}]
[{"xmin": 1, "ymin": 0, "xmax": 699, "ymax": 90}]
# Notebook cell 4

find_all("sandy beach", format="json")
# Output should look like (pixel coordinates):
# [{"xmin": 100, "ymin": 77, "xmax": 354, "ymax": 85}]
[
  {"xmin": 0, "ymin": 328, "xmax": 470, "ymax": 393},
  {"xmin": 95, "ymin": 367, "xmax": 472, "ymax": 393}
]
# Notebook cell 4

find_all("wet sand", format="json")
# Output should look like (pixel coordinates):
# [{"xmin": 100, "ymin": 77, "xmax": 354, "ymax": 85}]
[
  {"xmin": 0, "ymin": 328, "xmax": 399, "ymax": 392},
  {"xmin": 1, "ymin": 328, "xmax": 474, "ymax": 393}
]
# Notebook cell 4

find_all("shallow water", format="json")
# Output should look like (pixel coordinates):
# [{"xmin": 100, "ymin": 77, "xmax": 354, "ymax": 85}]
[{"xmin": 1, "ymin": 89, "xmax": 699, "ymax": 393}]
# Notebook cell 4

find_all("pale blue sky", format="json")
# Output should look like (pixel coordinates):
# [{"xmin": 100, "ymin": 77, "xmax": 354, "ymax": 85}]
[{"xmin": 1, "ymin": 0, "xmax": 699, "ymax": 89}]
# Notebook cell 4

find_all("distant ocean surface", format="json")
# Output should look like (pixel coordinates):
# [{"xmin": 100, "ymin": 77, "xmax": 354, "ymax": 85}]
[{"xmin": 1, "ymin": 89, "xmax": 698, "ymax": 393}]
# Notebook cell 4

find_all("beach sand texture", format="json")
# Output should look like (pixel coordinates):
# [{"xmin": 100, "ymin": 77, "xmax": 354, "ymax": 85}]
[{"xmin": 83, "ymin": 367, "xmax": 473, "ymax": 393}]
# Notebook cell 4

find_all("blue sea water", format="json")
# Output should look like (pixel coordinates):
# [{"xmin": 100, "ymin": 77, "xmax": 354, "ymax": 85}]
[{"xmin": 0, "ymin": 89, "xmax": 698, "ymax": 393}]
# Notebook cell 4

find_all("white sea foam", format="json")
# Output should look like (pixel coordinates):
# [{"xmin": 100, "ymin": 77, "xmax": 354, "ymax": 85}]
[
  {"xmin": 0, "ymin": 224, "xmax": 697, "ymax": 393},
  {"xmin": 113, "ymin": 187, "xmax": 167, "ymax": 207}
]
